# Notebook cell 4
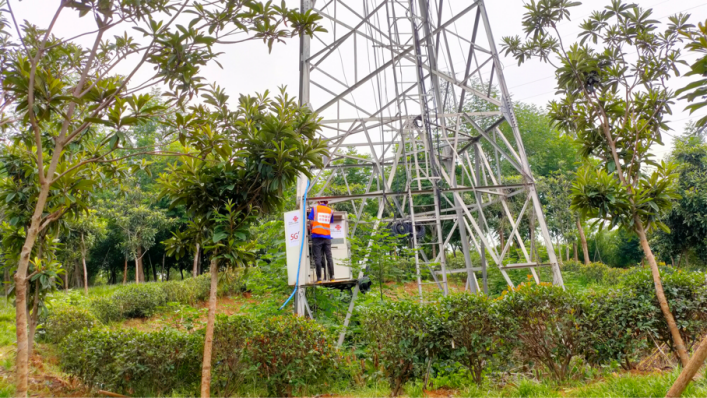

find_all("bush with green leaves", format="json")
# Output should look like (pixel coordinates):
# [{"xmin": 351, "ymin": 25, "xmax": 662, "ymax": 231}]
[
  {"xmin": 579, "ymin": 288, "xmax": 654, "ymax": 369},
  {"xmin": 110, "ymin": 283, "xmax": 168, "ymax": 319},
  {"xmin": 359, "ymin": 300, "xmax": 445, "ymax": 396},
  {"xmin": 496, "ymin": 283, "xmax": 585, "ymax": 380},
  {"xmin": 441, "ymin": 293, "xmax": 501, "ymax": 384},
  {"xmin": 211, "ymin": 314, "xmax": 255, "ymax": 397},
  {"xmin": 59, "ymin": 328, "xmax": 203, "ymax": 396},
  {"xmin": 246, "ymin": 315, "xmax": 338, "ymax": 397},
  {"xmin": 83, "ymin": 274, "xmax": 232, "ymax": 323},
  {"xmin": 42, "ymin": 306, "xmax": 100, "ymax": 344},
  {"xmin": 622, "ymin": 268, "xmax": 707, "ymax": 355},
  {"xmin": 160, "ymin": 274, "xmax": 212, "ymax": 304},
  {"xmin": 562, "ymin": 261, "xmax": 627, "ymax": 286},
  {"xmin": 89, "ymin": 296, "xmax": 122, "ymax": 324}
]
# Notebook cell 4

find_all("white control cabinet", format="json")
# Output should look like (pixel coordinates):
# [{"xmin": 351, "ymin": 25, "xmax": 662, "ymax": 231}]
[{"xmin": 285, "ymin": 210, "xmax": 353, "ymax": 286}]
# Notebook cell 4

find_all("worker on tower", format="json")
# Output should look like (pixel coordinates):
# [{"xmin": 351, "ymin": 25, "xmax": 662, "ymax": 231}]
[{"xmin": 308, "ymin": 200, "xmax": 335, "ymax": 283}]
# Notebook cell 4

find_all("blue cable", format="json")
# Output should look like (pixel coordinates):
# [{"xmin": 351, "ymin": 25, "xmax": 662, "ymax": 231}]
[{"xmin": 279, "ymin": 180, "xmax": 310, "ymax": 310}]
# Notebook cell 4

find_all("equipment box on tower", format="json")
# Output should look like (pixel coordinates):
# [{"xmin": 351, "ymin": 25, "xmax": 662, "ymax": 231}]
[{"xmin": 284, "ymin": 210, "xmax": 354, "ymax": 287}]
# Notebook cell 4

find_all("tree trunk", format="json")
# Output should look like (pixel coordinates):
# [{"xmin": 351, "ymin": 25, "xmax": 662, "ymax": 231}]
[
  {"xmin": 28, "ymin": 279, "xmax": 40, "ymax": 359},
  {"xmin": 4, "ymin": 267, "xmax": 9, "ymax": 299},
  {"xmin": 122, "ymin": 256, "xmax": 127, "ymax": 284},
  {"xmin": 634, "ymin": 216, "xmax": 690, "ymax": 367},
  {"xmin": 193, "ymin": 243, "xmax": 200, "ymax": 278},
  {"xmin": 198, "ymin": 247, "xmax": 203, "ymax": 275},
  {"xmin": 149, "ymin": 253, "xmax": 156, "ymax": 282},
  {"xmin": 81, "ymin": 233, "xmax": 89, "ymax": 296},
  {"xmin": 566, "ymin": 245, "xmax": 570, "ymax": 262},
  {"xmin": 573, "ymin": 242, "xmax": 578, "ymax": 262},
  {"xmin": 136, "ymin": 247, "xmax": 145, "ymax": 283},
  {"xmin": 134, "ymin": 254, "xmax": 140, "ymax": 284},
  {"xmin": 556, "ymin": 240, "xmax": 563, "ymax": 266},
  {"xmin": 667, "ymin": 335, "xmax": 707, "ymax": 397},
  {"xmin": 677, "ymin": 249, "xmax": 686, "ymax": 268},
  {"xmin": 161, "ymin": 254, "xmax": 166, "ymax": 282},
  {"xmin": 529, "ymin": 209, "xmax": 537, "ymax": 262},
  {"xmin": 576, "ymin": 219, "xmax": 590, "ymax": 265},
  {"xmin": 200, "ymin": 258, "xmax": 219, "ymax": 397},
  {"xmin": 180, "ymin": 268, "xmax": 184, "ymax": 280},
  {"xmin": 499, "ymin": 228, "xmax": 505, "ymax": 252},
  {"xmin": 14, "ymin": 272, "xmax": 29, "ymax": 397}
]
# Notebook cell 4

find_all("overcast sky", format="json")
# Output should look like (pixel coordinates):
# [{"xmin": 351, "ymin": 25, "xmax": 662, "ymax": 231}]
[{"xmin": 10, "ymin": 0, "xmax": 707, "ymax": 158}]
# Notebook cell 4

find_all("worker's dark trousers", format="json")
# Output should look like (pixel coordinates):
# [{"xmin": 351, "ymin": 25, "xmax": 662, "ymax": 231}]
[{"xmin": 312, "ymin": 238, "xmax": 335, "ymax": 280}]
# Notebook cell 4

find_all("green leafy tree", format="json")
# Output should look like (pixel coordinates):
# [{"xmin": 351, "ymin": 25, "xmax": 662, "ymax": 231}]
[
  {"xmin": 676, "ymin": 20, "xmax": 707, "ymax": 127},
  {"xmin": 501, "ymin": 0, "xmax": 692, "ymax": 367},
  {"xmin": 665, "ymin": 125, "xmax": 707, "ymax": 396},
  {"xmin": 158, "ymin": 87, "xmax": 326, "ymax": 395},
  {"xmin": 653, "ymin": 130, "xmax": 707, "ymax": 268},
  {"xmin": 0, "ymin": 0, "xmax": 324, "ymax": 393},
  {"xmin": 104, "ymin": 187, "xmax": 172, "ymax": 284},
  {"xmin": 66, "ymin": 210, "xmax": 106, "ymax": 295},
  {"xmin": 537, "ymin": 171, "xmax": 576, "ymax": 264}
]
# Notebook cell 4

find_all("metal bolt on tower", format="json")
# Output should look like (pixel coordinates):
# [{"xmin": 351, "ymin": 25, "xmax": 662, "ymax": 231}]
[{"xmin": 295, "ymin": 0, "xmax": 564, "ymax": 337}]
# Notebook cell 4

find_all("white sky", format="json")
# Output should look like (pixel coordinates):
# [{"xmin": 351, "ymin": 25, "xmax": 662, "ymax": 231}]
[{"xmin": 10, "ymin": 0, "xmax": 707, "ymax": 159}]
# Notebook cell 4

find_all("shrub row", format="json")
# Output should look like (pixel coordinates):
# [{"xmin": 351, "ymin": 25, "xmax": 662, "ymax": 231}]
[
  {"xmin": 89, "ymin": 274, "xmax": 214, "ymax": 323},
  {"xmin": 43, "ymin": 273, "xmax": 243, "ymax": 343},
  {"xmin": 358, "ymin": 269, "xmax": 707, "ymax": 395},
  {"xmin": 561, "ymin": 260, "xmax": 628, "ymax": 285},
  {"xmin": 59, "ymin": 314, "xmax": 339, "ymax": 397}
]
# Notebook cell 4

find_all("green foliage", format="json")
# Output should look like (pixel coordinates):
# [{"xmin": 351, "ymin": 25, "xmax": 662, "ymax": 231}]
[
  {"xmin": 579, "ymin": 288, "xmax": 654, "ymax": 369},
  {"xmin": 0, "ymin": 301, "xmax": 16, "ymax": 348},
  {"xmin": 59, "ymin": 328, "xmax": 203, "ymax": 396},
  {"xmin": 502, "ymin": 0, "xmax": 691, "ymax": 237},
  {"xmin": 359, "ymin": 300, "xmax": 444, "ymax": 396},
  {"xmin": 562, "ymin": 261, "xmax": 627, "ymax": 286},
  {"xmin": 537, "ymin": 171, "xmax": 578, "ymax": 249},
  {"xmin": 441, "ymin": 293, "xmax": 500, "ymax": 384},
  {"xmin": 653, "ymin": 132, "xmax": 707, "ymax": 268},
  {"xmin": 85, "ymin": 274, "xmax": 226, "ymax": 323},
  {"xmin": 622, "ymin": 269, "xmax": 707, "ymax": 353},
  {"xmin": 246, "ymin": 315, "xmax": 338, "ymax": 397},
  {"xmin": 211, "ymin": 315, "xmax": 254, "ymax": 397},
  {"xmin": 42, "ymin": 306, "xmax": 99, "ymax": 344},
  {"xmin": 566, "ymin": 367, "xmax": 707, "ymax": 397},
  {"xmin": 89, "ymin": 297, "xmax": 123, "ymax": 324},
  {"xmin": 158, "ymin": 88, "xmax": 327, "ymax": 268},
  {"xmin": 676, "ymin": 20, "xmax": 707, "ymax": 127},
  {"xmin": 161, "ymin": 274, "xmax": 212, "ymax": 304},
  {"xmin": 110, "ymin": 283, "xmax": 168, "ymax": 319},
  {"xmin": 496, "ymin": 283, "xmax": 584, "ymax": 380}
]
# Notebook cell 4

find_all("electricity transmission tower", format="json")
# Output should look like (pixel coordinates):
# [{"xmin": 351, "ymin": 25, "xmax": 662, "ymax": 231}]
[{"xmin": 295, "ymin": 0, "xmax": 564, "ymax": 341}]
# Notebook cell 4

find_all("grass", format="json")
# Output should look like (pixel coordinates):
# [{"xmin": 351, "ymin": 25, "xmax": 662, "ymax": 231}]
[
  {"xmin": 403, "ymin": 370, "xmax": 707, "ymax": 398},
  {"xmin": 0, "ymin": 300, "xmax": 15, "ymax": 349},
  {"xmin": 565, "ymin": 369, "xmax": 707, "ymax": 397}
]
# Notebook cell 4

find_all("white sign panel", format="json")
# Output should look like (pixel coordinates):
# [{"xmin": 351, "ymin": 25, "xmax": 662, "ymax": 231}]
[
  {"xmin": 330, "ymin": 220, "xmax": 345, "ymax": 239},
  {"xmin": 285, "ymin": 210, "xmax": 308, "ymax": 286},
  {"xmin": 285, "ymin": 211, "xmax": 303, "ymax": 248}
]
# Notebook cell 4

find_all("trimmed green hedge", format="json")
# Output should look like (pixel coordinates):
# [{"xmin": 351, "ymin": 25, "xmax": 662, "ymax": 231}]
[
  {"xmin": 59, "ymin": 328, "xmax": 203, "ymax": 396},
  {"xmin": 42, "ymin": 306, "xmax": 100, "ymax": 344},
  {"xmin": 356, "ymin": 273, "xmax": 707, "ymax": 388},
  {"xmin": 56, "ymin": 267, "xmax": 707, "ymax": 396},
  {"xmin": 85, "ymin": 274, "xmax": 215, "ymax": 323},
  {"xmin": 59, "ymin": 314, "xmax": 338, "ymax": 397}
]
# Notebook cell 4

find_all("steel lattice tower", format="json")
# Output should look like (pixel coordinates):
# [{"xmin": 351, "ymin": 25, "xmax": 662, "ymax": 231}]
[{"xmin": 295, "ymin": 0, "xmax": 564, "ymax": 340}]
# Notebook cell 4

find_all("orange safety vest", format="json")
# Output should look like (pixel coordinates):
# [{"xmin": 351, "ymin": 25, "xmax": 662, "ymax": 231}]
[{"xmin": 311, "ymin": 205, "xmax": 333, "ymax": 237}]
